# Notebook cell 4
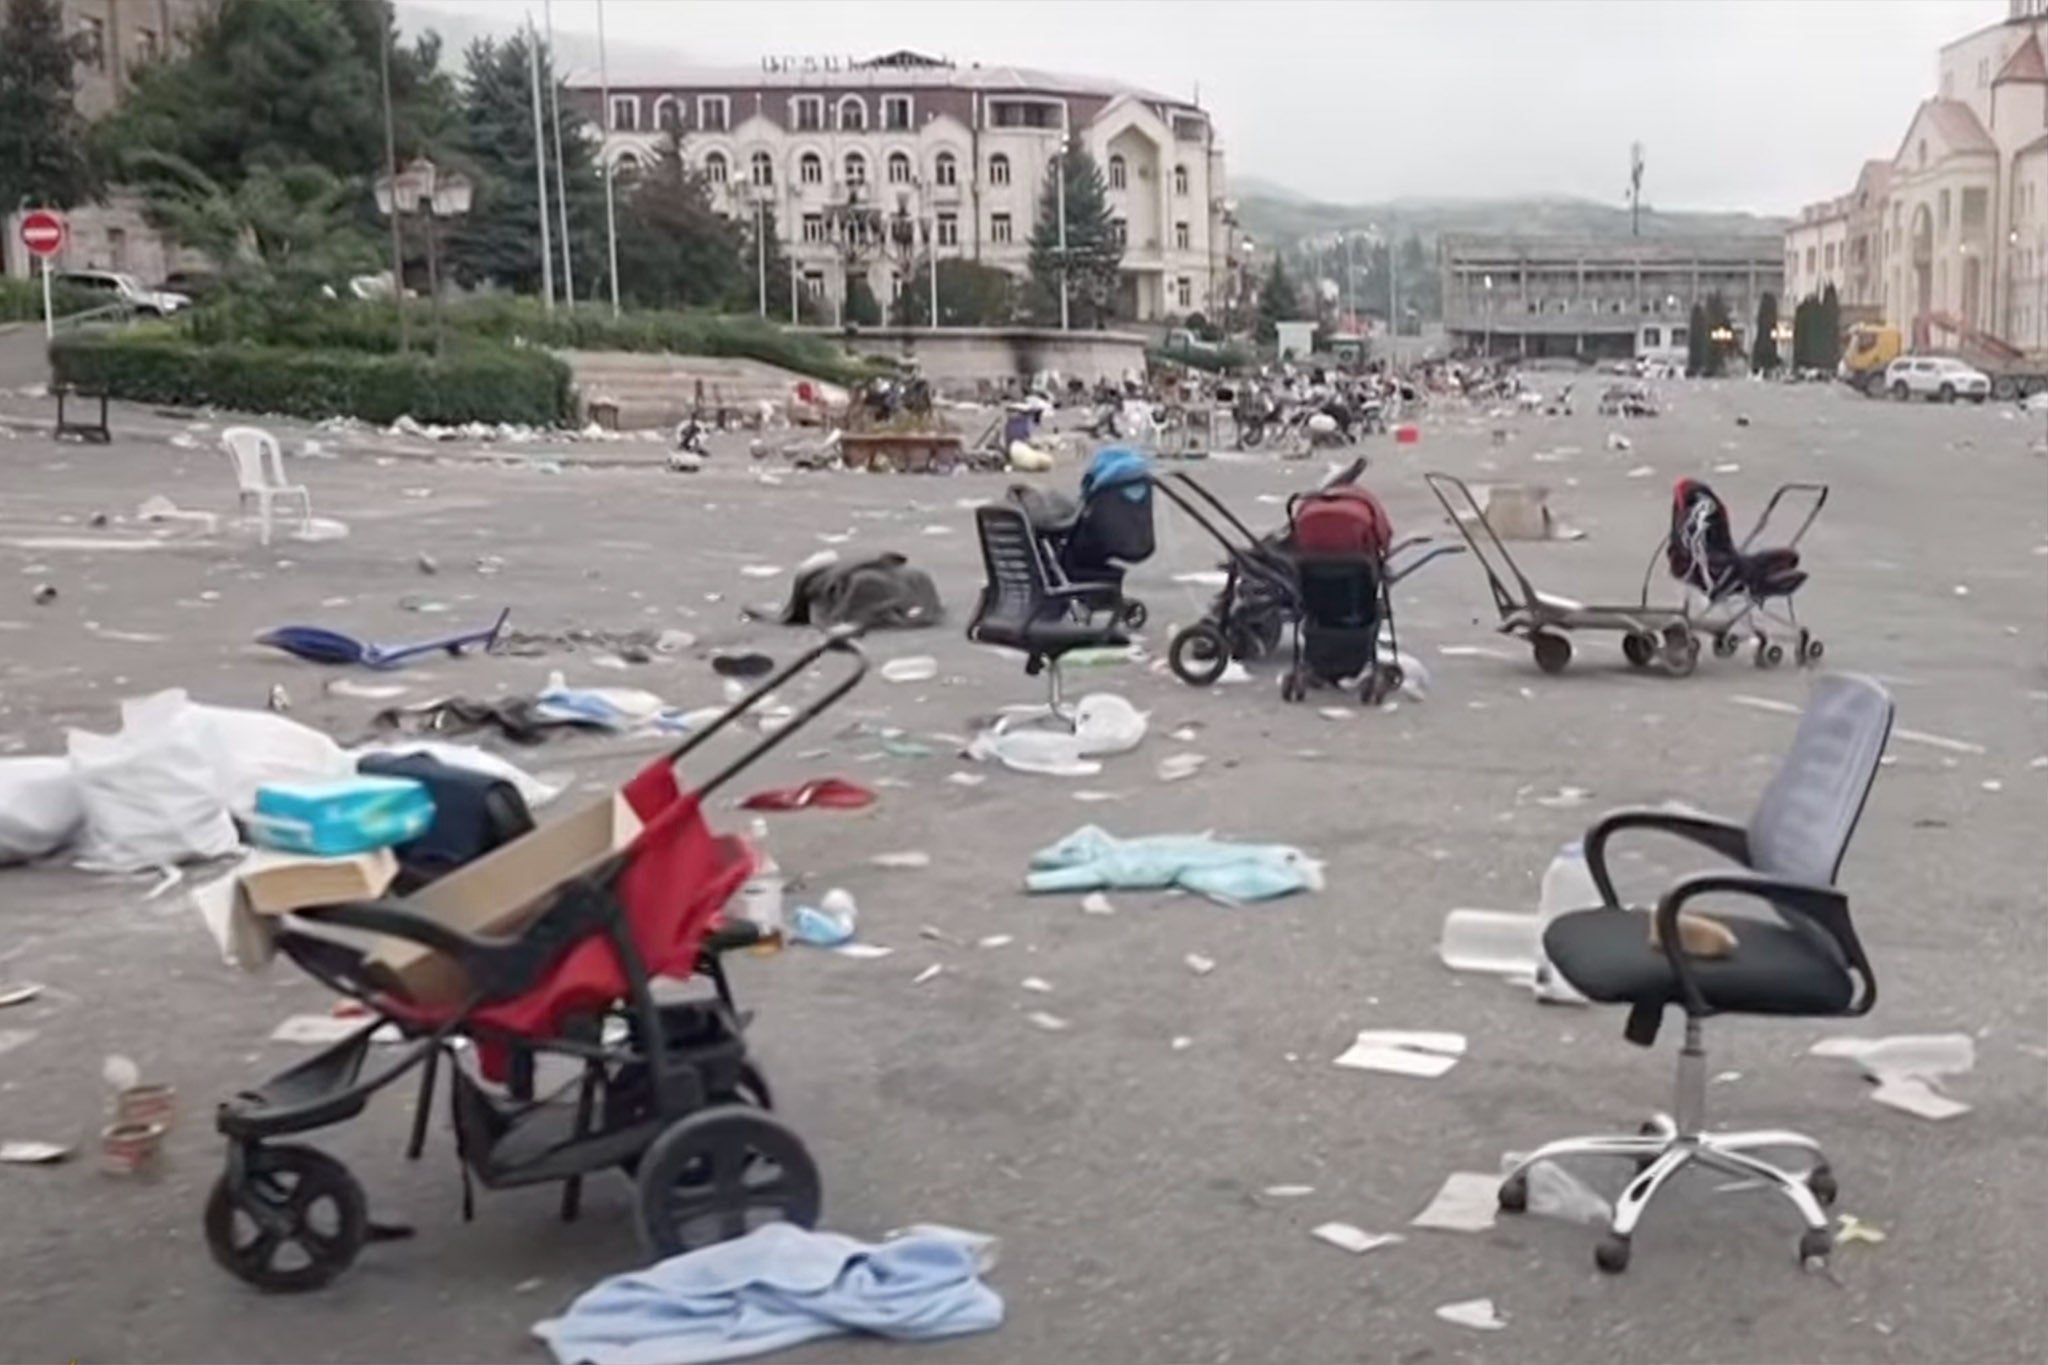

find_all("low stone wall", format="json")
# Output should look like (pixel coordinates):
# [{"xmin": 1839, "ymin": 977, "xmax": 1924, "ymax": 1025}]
[{"xmin": 820, "ymin": 326, "xmax": 1150, "ymax": 391}]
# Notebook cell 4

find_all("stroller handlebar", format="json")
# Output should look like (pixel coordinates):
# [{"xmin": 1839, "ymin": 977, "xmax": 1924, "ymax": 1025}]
[{"xmin": 664, "ymin": 626, "xmax": 870, "ymax": 799}]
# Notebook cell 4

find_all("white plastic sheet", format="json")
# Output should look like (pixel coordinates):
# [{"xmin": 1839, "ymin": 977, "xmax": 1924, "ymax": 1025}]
[
  {"xmin": 67, "ymin": 691, "xmax": 240, "ymax": 871},
  {"xmin": 0, "ymin": 757, "xmax": 85, "ymax": 863}
]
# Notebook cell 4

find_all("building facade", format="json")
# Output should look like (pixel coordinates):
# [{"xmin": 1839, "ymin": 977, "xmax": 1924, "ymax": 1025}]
[
  {"xmin": 1782, "ymin": 160, "xmax": 1889, "ymax": 315},
  {"xmin": 572, "ymin": 51, "xmax": 1234, "ymax": 324},
  {"xmin": 1439, "ymin": 235, "xmax": 1784, "ymax": 360},
  {"xmin": 2, "ymin": 0, "xmax": 214, "ymax": 282},
  {"xmin": 1791, "ymin": 0, "xmax": 2048, "ymax": 352}
]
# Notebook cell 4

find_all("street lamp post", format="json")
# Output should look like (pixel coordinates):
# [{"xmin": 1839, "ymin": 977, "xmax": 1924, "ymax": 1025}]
[
  {"xmin": 376, "ymin": 158, "xmax": 473, "ymax": 356},
  {"xmin": 1483, "ymin": 273, "xmax": 1494, "ymax": 357},
  {"xmin": 1055, "ymin": 112, "xmax": 1071, "ymax": 331}
]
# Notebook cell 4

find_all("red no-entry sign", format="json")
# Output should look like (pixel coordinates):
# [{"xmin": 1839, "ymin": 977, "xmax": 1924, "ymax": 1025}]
[{"xmin": 20, "ymin": 210, "xmax": 66, "ymax": 259}]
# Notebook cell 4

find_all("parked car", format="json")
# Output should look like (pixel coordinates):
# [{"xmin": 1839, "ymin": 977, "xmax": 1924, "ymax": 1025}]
[
  {"xmin": 1883, "ymin": 355, "xmax": 1990, "ymax": 403},
  {"xmin": 161, "ymin": 269, "xmax": 223, "ymax": 302},
  {"xmin": 53, "ymin": 269, "xmax": 191, "ymax": 316}
]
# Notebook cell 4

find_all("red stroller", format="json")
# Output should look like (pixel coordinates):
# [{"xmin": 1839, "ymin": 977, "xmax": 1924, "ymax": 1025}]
[{"xmin": 204, "ymin": 632, "xmax": 867, "ymax": 1292}]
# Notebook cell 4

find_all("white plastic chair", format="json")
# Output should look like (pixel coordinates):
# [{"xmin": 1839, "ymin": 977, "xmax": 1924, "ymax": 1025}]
[{"xmin": 220, "ymin": 426, "xmax": 311, "ymax": 546}]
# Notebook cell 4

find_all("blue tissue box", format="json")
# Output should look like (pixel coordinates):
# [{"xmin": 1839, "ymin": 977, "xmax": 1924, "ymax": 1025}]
[{"xmin": 249, "ymin": 776, "xmax": 436, "ymax": 857}]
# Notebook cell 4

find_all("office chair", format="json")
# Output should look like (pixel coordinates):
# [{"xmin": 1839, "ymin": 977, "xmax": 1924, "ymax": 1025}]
[
  {"xmin": 966, "ymin": 504, "xmax": 1129, "ymax": 730},
  {"xmin": 1498, "ymin": 673, "xmax": 1892, "ymax": 1273}
]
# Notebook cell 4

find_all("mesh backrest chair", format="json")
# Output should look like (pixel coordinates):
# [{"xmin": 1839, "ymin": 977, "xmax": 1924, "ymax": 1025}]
[
  {"xmin": 967, "ymin": 504, "xmax": 1128, "ymax": 729},
  {"xmin": 1497, "ymin": 673, "xmax": 1892, "ymax": 1275}
]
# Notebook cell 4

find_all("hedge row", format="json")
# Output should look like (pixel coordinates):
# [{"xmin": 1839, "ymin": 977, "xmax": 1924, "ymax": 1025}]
[
  {"xmin": 0, "ymin": 275, "xmax": 98, "ymax": 323},
  {"xmin": 49, "ymin": 331, "xmax": 576, "ymax": 427}
]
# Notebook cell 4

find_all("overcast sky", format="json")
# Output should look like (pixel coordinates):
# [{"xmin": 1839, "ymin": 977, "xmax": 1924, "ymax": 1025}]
[{"xmin": 400, "ymin": 0, "xmax": 2006, "ymax": 213}]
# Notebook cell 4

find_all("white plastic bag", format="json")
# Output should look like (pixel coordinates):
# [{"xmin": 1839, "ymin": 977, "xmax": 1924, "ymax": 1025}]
[
  {"xmin": 67, "ymin": 691, "xmax": 240, "ymax": 871},
  {"xmin": 1072, "ymin": 694, "xmax": 1148, "ymax": 755},
  {"xmin": 190, "ymin": 703, "xmax": 353, "ymax": 813},
  {"xmin": 0, "ymin": 757, "xmax": 85, "ymax": 863}
]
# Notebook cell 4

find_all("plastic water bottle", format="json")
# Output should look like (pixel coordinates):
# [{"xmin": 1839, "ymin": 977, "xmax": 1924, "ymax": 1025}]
[
  {"xmin": 736, "ymin": 817, "xmax": 785, "ymax": 945},
  {"xmin": 1533, "ymin": 841, "xmax": 1598, "ymax": 1005}
]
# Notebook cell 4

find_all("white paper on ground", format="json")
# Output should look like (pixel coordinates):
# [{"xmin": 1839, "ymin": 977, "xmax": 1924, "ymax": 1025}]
[
  {"xmin": 832, "ymin": 943, "xmax": 894, "ymax": 960},
  {"xmin": 871, "ymin": 851, "xmax": 932, "ymax": 869},
  {"xmin": 1435, "ymin": 1298, "xmax": 1507, "ymax": 1331},
  {"xmin": 1311, "ymin": 1222, "xmax": 1404, "ymax": 1255},
  {"xmin": 1262, "ymin": 1184, "xmax": 1315, "ymax": 1198},
  {"xmin": 912, "ymin": 963, "xmax": 943, "ymax": 985},
  {"xmin": 271, "ymin": 1014, "xmax": 398, "ymax": 1045},
  {"xmin": 1334, "ymin": 1030, "xmax": 1468, "ymax": 1078},
  {"xmin": 1080, "ymin": 892, "xmax": 1115, "ymax": 915},
  {"xmin": 880, "ymin": 656, "xmax": 938, "ymax": 683},
  {"xmin": 1870, "ymin": 1076, "xmax": 1971, "ymax": 1120},
  {"xmin": 1411, "ymin": 1172, "xmax": 1502, "ymax": 1232}
]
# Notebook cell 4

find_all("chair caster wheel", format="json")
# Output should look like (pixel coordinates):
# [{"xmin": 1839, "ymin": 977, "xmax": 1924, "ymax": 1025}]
[
  {"xmin": 1799, "ymin": 1226, "xmax": 1833, "ymax": 1269},
  {"xmin": 1594, "ymin": 1233, "xmax": 1632, "ymax": 1274},
  {"xmin": 1806, "ymin": 1164, "xmax": 1838, "ymax": 1206},
  {"xmin": 1712, "ymin": 630, "xmax": 1740, "ymax": 658},
  {"xmin": 1496, "ymin": 1172, "xmax": 1527, "ymax": 1214},
  {"xmin": 1755, "ymin": 640, "xmax": 1784, "ymax": 668}
]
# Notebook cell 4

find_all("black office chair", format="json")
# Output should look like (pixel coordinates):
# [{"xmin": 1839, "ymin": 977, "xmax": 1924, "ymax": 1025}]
[
  {"xmin": 1498, "ymin": 673, "xmax": 1892, "ymax": 1274},
  {"xmin": 966, "ymin": 503, "xmax": 1129, "ymax": 729}
]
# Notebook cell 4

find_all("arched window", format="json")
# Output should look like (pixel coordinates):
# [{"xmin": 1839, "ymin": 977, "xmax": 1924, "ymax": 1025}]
[
  {"xmin": 653, "ymin": 96, "xmax": 680, "ymax": 131},
  {"xmin": 799, "ymin": 152, "xmax": 823, "ymax": 185},
  {"xmin": 934, "ymin": 151, "xmax": 957, "ymax": 187},
  {"xmin": 750, "ymin": 151, "xmax": 773, "ymax": 187},
  {"xmin": 837, "ymin": 96, "xmax": 867, "ymax": 131},
  {"xmin": 843, "ymin": 151, "xmax": 867, "ymax": 185},
  {"xmin": 1173, "ymin": 163, "xmax": 1189, "ymax": 196},
  {"xmin": 613, "ymin": 149, "xmax": 645, "ymax": 180},
  {"xmin": 988, "ymin": 153, "xmax": 1010, "ymax": 186},
  {"xmin": 1108, "ymin": 154, "xmax": 1127, "ymax": 190},
  {"xmin": 887, "ymin": 151, "xmax": 912, "ymax": 185},
  {"xmin": 703, "ymin": 151, "xmax": 729, "ymax": 185}
]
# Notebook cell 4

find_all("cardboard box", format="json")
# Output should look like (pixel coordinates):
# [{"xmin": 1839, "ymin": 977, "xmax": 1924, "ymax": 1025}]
[
  {"xmin": 365, "ymin": 793, "xmax": 642, "ymax": 1007},
  {"xmin": 193, "ymin": 848, "xmax": 399, "ymax": 973}
]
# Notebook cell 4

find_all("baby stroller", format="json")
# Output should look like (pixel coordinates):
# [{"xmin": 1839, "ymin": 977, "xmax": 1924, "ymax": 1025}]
[
  {"xmin": 1010, "ymin": 445, "xmax": 1156, "ymax": 628},
  {"xmin": 1281, "ymin": 485, "xmax": 1407, "ymax": 704},
  {"xmin": 202, "ymin": 632, "xmax": 867, "ymax": 1293},
  {"xmin": 1654, "ymin": 478, "xmax": 1827, "ymax": 668}
]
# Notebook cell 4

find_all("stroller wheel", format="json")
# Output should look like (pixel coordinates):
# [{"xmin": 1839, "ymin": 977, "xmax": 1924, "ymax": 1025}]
[
  {"xmin": 1361, "ymin": 664, "xmax": 1403, "ymax": 706},
  {"xmin": 205, "ymin": 1144, "xmax": 368, "ymax": 1293},
  {"xmin": 1530, "ymin": 631, "xmax": 1573, "ymax": 675},
  {"xmin": 1712, "ymin": 630, "xmax": 1740, "ymax": 658},
  {"xmin": 1755, "ymin": 639, "xmax": 1785, "ymax": 669},
  {"xmin": 1120, "ymin": 600, "xmax": 1149, "ymax": 630},
  {"xmin": 1169, "ymin": 623, "xmax": 1231, "ymax": 687},
  {"xmin": 1797, "ymin": 630, "xmax": 1824, "ymax": 665},
  {"xmin": 1280, "ymin": 672, "xmax": 1306, "ymax": 703},
  {"xmin": 1622, "ymin": 632, "xmax": 1657, "ymax": 670},
  {"xmin": 636, "ymin": 1106, "xmax": 822, "ymax": 1259}
]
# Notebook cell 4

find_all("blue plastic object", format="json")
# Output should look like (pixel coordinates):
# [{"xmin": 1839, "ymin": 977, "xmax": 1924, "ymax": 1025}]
[
  {"xmin": 256, "ymin": 608, "xmax": 510, "ymax": 670},
  {"xmin": 249, "ymin": 775, "xmax": 437, "ymax": 856},
  {"xmin": 1082, "ymin": 446, "xmax": 1151, "ymax": 503}
]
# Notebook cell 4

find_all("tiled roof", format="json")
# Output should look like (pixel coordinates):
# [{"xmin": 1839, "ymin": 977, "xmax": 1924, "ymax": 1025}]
[{"xmin": 1995, "ymin": 31, "xmax": 2048, "ymax": 84}]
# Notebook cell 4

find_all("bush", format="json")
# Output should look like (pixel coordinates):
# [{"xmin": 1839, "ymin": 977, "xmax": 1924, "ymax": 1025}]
[
  {"xmin": 50, "ymin": 330, "xmax": 575, "ymax": 426},
  {"xmin": 0, "ymin": 275, "xmax": 99, "ymax": 322},
  {"xmin": 1149, "ymin": 341, "xmax": 1252, "ymax": 374}
]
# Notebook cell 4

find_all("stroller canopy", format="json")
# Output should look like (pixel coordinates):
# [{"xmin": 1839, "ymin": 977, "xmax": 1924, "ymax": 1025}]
[
  {"xmin": 1082, "ymin": 445, "xmax": 1153, "ymax": 504},
  {"xmin": 1291, "ymin": 485, "xmax": 1394, "ymax": 558}
]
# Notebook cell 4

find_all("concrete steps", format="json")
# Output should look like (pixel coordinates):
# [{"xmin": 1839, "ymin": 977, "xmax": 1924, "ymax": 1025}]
[{"xmin": 559, "ymin": 349, "xmax": 821, "ymax": 430}]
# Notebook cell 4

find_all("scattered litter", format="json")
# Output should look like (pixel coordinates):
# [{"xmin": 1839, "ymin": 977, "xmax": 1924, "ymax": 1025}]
[
  {"xmin": 0, "ymin": 982, "xmax": 43, "ymax": 1008},
  {"xmin": 1071, "ymin": 790, "xmax": 1123, "ymax": 803},
  {"xmin": 1026, "ymin": 825, "xmax": 1323, "ymax": 902},
  {"xmin": 872, "ymin": 850, "xmax": 931, "ymax": 869},
  {"xmin": 740, "ymin": 778, "xmax": 875, "ymax": 812},
  {"xmin": 1184, "ymin": 953, "xmax": 1216, "ymax": 976},
  {"xmin": 1605, "ymin": 433, "xmax": 1632, "ymax": 452},
  {"xmin": 832, "ymin": 943, "xmax": 894, "ymax": 960},
  {"xmin": 1411, "ymin": 1172, "xmax": 1500, "ymax": 1232},
  {"xmin": 1952, "ymin": 584, "xmax": 1969, "ymax": 597},
  {"xmin": 1027, "ymin": 1011, "xmax": 1070, "ymax": 1032},
  {"xmin": 1263, "ymin": 1184, "xmax": 1315, "ymax": 1199},
  {"xmin": 1079, "ymin": 892, "xmax": 1115, "ymax": 915},
  {"xmin": 1334, "ymin": 1030, "xmax": 1467, "ymax": 1079},
  {"xmin": 1171, "ymin": 1036, "xmax": 1192, "ymax": 1050},
  {"xmin": 1020, "ymin": 977, "xmax": 1054, "ymax": 994},
  {"xmin": 1981, "ymin": 779, "xmax": 2003, "ymax": 793},
  {"xmin": 711, "ymin": 652, "xmax": 776, "ymax": 680},
  {"xmin": 1626, "ymin": 464, "xmax": 1653, "ymax": 478},
  {"xmin": 31, "ymin": 584, "xmax": 57, "ymax": 605},
  {"xmin": 1437, "ymin": 643, "xmax": 1515, "ymax": 660},
  {"xmin": 1533, "ymin": 786, "xmax": 1591, "ymax": 809},
  {"xmin": 790, "ymin": 889, "xmax": 860, "ymax": 947},
  {"xmin": 913, "ymin": 964, "xmax": 943, "ymax": 985},
  {"xmin": 325, "ymin": 678, "xmax": 408, "ymax": 701},
  {"xmin": 1434, "ymin": 1298, "xmax": 1506, "ymax": 1332},
  {"xmin": 0, "ymin": 1140, "xmax": 72, "ymax": 1164},
  {"xmin": 416, "ymin": 553, "xmax": 439, "ymax": 575},
  {"xmin": 1156, "ymin": 752, "xmax": 1206, "ymax": 782},
  {"xmin": 1317, "ymin": 707, "xmax": 1354, "ymax": 721},
  {"xmin": 271, "ymin": 1014, "xmax": 395, "ymax": 1046},
  {"xmin": 1215, "ymin": 661, "xmax": 1251, "ymax": 685},
  {"xmin": 1438, "ymin": 909, "xmax": 1539, "ymax": 976},
  {"xmin": 1893, "ymin": 727, "xmax": 1986, "ymax": 755},
  {"xmin": 878, "ymin": 737, "xmax": 937, "ymax": 759},
  {"xmin": 1311, "ymin": 1223, "xmax": 1403, "ymax": 1255},
  {"xmin": 740, "ymin": 565, "xmax": 784, "ymax": 578},
  {"xmin": 1836, "ymin": 1214, "xmax": 1886, "ymax": 1247},
  {"xmin": 1168, "ymin": 726, "xmax": 1199, "ymax": 743},
  {"xmin": 1713, "ymin": 461, "xmax": 1742, "ymax": 474},
  {"xmin": 881, "ymin": 656, "xmax": 938, "ymax": 684},
  {"xmin": 1871, "ymin": 1076, "xmax": 1971, "ymax": 1121},
  {"xmin": 966, "ymin": 728, "xmax": 1097, "ymax": 776},
  {"xmin": 946, "ymin": 772, "xmax": 986, "ymax": 787},
  {"xmin": 1522, "ymin": 1160, "xmax": 1612, "ymax": 1226},
  {"xmin": 1808, "ymin": 1033, "xmax": 1974, "ymax": 1080},
  {"xmin": 1730, "ymin": 694, "xmax": 1803, "ymax": 717},
  {"xmin": 977, "ymin": 934, "xmax": 1013, "ymax": 949}
]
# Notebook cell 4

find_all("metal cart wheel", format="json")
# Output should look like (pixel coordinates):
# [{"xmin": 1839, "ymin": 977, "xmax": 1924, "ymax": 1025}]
[
  {"xmin": 1530, "ymin": 631, "xmax": 1573, "ymax": 675},
  {"xmin": 204, "ymin": 1145, "xmax": 368, "ymax": 1293},
  {"xmin": 636, "ymin": 1106, "xmax": 822, "ymax": 1259},
  {"xmin": 1712, "ymin": 630, "xmax": 1741, "ymax": 658},
  {"xmin": 1622, "ymin": 632, "xmax": 1657, "ymax": 670},
  {"xmin": 1168, "ymin": 622, "xmax": 1231, "ymax": 686},
  {"xmin": 1660, "ymin": 625, "xmax": 1700, "ymax": 678}
]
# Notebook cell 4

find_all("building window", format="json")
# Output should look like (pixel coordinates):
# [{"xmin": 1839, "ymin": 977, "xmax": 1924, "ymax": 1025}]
[
  {"xmin": 135, "ymin": 27, "xmax": 158, "ymax": 63},
  {"xmin": 1805, "ymin": 247, "xmax": 1816, "ymax": 272},
  {"xmin": 801, "ymin": 214, "xmax": 827, "ymax": 244},
  {"xmin": 934, "ymin": 152, "xmax": 957, "ymax": 187},
  {"xmin": 1109, "ymin": 155, "xmax": 1127, "ymax": 190},
  {"xmin": 1110, "ymin": 217, "xmax": 1128, "ymax": 248},
  {"xmin": 1939, "ymin": 189, "xmax": 1951, "ymax": 233},
  {"xmin": 887, "ymin": 152, "xmax": 911, "ymax": 185},
  {"xmin": 704, "ymin": 151, "xmax": 729, "ymax": 184},
  {"xmin": 802, "ymin": 270, "xmax": 826, "ymax": 299},
  {"xmin": 1172, "ymin": 164, "xmax": 1189, "ymax": 196},
  {"xmin": 77, "ymin": 15, "xmax": 105, "ymax": 69},
  {"xmin": 988, "ymin": 153, "xmax": 1011, "ymax": 187},
  {"xmin": 1824, "ymin": 242, "xmax": 1836, "ymax": 270},
  {"xmin": 990, "ymin": 212, "xmax": 1013, "ymax": 244},
  {"xmin": 799, "ymin": 153, "xmax": 823, "ymax": 185},
  {"xmin": 883, "ymin": 95, "xmax": 913, "ymax": 130},
  {"xmin": 1175, "ymin": 276, "xmax": 1192, "ymax": 309},
  {"xmin": 1174, "ymin": 221, "xmax": 1190, "ymax": 250},
  {"xmin": 610, "ymin": 97, "xmax": 639, "ymax": 132},
  {"xmin": 654, "ymin": 96, "xmax": 681, "ymax": 131},
  {"xmin": 937, "ymin": 213, "xmax": 959, "ymax": 247},
  {"xmin": 699, "ymin": 96, "xmax": 729, "ymax": 131},
  {"xmin": 107, "ymin": 227, "xmax": 128, "ymax": 271},
  {"xmin": 838, "ymin": 96, "xmax": 867, "ymax": 131},
  {"xmin": 793, "ymin": 96, "xmax": 823, "ymax": 131},
  {"xmin": 750, "ymin": 151, "xmax": 774, "ymax": 187},
  {"xmin": 843, "ymin": 151, "xmax": 866, "ymax": 185}
]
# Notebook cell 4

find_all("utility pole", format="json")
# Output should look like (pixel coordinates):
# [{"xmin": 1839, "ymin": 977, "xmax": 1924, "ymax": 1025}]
[
  {"xmin": 526, "ymin": 18, "xmax": 555, "ymax": 314},
  {"xmin": 1389, "ymin": 228, "xmax": 1400, "ymax": 343},
  {"xmin": 1056, "ymin": 103, "xmax": 1070, "ymax": 330},
  {"xmin": 597, "ymin": 0, "xmax": 621, "ymax": 317},
  {"xmin": 376, "ymin": 22, "xmax": 409, "ymax": 350},
  {"xmin": 755, "ymin": 196, "xmax": 767, "ymax": 317},
  {"xmin": 1629, "ymin": 142, "xmax": 1645, "ymax": 238},
  {"xmin": 543, "ymin": 0, "xmax": 574, "ymax": 308},
  {"xmin": 1343, "ymin": 233, "xmax": 1354, "ymax": 327}
]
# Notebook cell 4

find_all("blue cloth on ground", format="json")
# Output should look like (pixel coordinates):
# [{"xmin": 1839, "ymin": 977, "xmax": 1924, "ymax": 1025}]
[
  {"xmin": 532, "ymin": 1223, "xmax": 1004, "ymax": 1365},
  {"xmin": 1025, "ymin": 824, "xmax": 1323, "ymax": 902}
]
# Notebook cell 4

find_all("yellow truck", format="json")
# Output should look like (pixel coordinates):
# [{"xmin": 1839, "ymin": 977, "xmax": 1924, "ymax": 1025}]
[
  {"xmin": 1844, "ymin": 316, "xmax": 2048, "ymax": 398},
  {"xmin": 1838, "ymin": 323, "xmax": 1903, "ymax": 395}
]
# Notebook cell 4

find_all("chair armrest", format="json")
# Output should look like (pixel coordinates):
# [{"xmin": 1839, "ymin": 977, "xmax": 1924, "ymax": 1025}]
[
  {"xmin": 1583, "ymin": 806, "xmax": 1750, "ymax": 910},
  {"xmin": 1654, "ymin": 871, "xmax": 1875, "ymax": 1018}
]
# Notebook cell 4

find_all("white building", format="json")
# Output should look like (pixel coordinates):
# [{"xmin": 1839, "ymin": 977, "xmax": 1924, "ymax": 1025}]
[{"xmin": 571, "ymin": 50, "xmax": 1235, "ymax": 324}]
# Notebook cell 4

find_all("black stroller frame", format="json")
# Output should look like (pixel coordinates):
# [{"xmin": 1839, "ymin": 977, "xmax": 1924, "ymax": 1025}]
[
  {"xmin": 204, "ymin": 631, "xmax": 868, "ymax": 1294},
  {"xmin": 1644, "ymin": 481, "xmax": 1828, "ymax": 669}
]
